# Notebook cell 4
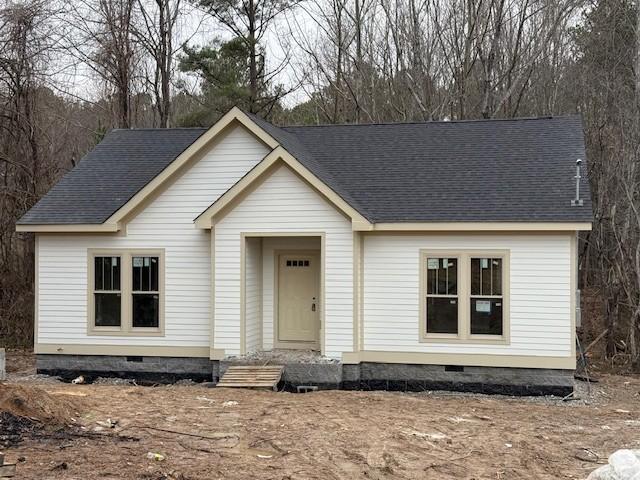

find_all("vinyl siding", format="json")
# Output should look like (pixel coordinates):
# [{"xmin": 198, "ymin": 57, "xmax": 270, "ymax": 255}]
[
  {"xmin": 244, "ymin": 237, "xmax": 262, "ymax": 353},
  {"xmin": 214, "ymin": 165, "xmax": 353, "ymax": 359},
  {"xmin": 363, "ymin": 234, "xmax": 573, "ymax": 357},
  {"xmin": 37, "ymin": 125, "xmax": 269, "ymax": 349}
]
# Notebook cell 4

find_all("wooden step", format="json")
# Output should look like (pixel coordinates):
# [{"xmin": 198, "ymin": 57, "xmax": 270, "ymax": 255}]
[{"xmin": 217, "ymin": 365, "xmax": 284, "ymax": 390}]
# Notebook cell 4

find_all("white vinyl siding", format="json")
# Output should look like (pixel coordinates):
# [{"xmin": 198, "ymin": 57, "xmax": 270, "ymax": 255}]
[
  {"xmin": 363, "ymin": 234, "xmax": 572, "ymax": 357},
  {"xmin": 214, "ymin": 165, "xmax": 353, "ymax": 359},
  {"xmin": 244, "ymin": 237, "xmax": 262, "ymax": 353},
  {"xmin": 37, "ymin": 125, "xmax": 269, "ymax": 349}
]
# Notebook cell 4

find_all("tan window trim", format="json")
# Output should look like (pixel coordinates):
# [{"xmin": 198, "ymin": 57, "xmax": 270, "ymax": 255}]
[
  {"xmin": 87, "ymin": 248, "xmax": 165, "ymax": 337},
  {"xmin": 419, "ymin": 249, "xmax": 510, "ymax": 345}
]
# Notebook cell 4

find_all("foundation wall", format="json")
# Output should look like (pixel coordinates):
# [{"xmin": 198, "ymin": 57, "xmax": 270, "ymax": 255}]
[{"xmin": 37, "ymin": 354, "xmax": 574, "ymax": 396}]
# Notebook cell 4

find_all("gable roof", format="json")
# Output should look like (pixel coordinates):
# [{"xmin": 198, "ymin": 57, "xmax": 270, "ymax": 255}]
[
  {"xmin": 18, "ymin": 128, "xmax": 206, "ymax": 225},
  {"xmin": 17, "ymin": 108, "xmax": 593, "ymax": 230}
]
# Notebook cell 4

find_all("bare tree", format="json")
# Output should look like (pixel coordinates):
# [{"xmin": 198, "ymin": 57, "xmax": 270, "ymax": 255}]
[{"xmin": 134, "ymin": 0, "xmax": 184, "ymax": 127}]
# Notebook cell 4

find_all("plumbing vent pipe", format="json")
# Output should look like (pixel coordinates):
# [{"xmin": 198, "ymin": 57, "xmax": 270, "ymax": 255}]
[{"xmin": 571, "ymin": 158, "xmax": 584, "ymax": 207}]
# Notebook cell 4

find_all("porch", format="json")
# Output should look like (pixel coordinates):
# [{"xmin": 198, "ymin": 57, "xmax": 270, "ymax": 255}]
[{"xmin": 240, "ymin": 234, "xmax": 325, "ymax": 355}]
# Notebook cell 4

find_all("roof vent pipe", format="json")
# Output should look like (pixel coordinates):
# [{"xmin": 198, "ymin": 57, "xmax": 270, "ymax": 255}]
[{"xmin": 571, "ymin": 158, "xmax": 584, "ymax": 207}]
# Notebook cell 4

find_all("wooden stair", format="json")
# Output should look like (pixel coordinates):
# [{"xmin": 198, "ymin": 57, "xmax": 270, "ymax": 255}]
[{"xmin": 217, "ymin": 365, "xmax": 284, "ymax": 390}]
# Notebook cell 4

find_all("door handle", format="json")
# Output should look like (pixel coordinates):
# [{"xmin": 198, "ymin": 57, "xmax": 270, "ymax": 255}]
[{"xmin": 312, "ymin": 297, "xmax": 316, "ymax": 312}]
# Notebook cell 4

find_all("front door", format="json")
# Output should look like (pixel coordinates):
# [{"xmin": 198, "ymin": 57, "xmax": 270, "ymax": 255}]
[{"xmin": 277, "ymin": 252, "xmax": 320, "ymax": 347}]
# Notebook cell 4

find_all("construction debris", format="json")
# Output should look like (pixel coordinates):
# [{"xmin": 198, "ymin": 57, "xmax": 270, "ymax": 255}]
[
  {"xmin": 217, "ymin": 366, "xmax": 283, "ymax": 390},
  {"xmin": 587, "ymin": 449, "xmax": 640, "ymax": 479},
  {"xmin": 0, "ymin": 452, "xmax": 16, "ymax": 478}
]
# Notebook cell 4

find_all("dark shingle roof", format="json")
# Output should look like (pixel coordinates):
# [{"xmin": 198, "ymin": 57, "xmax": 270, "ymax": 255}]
[
  {"xmin": 18, "ymin": 113, "xmax": 592, "ymax": 225},
  {"xmin": 19, "ymin": 128, "xmax": 206, "ymax": 224}
]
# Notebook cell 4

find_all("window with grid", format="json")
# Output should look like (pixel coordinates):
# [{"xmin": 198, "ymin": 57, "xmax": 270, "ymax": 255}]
[
  {"xmin": 94, "ymin": 256, "xmax": 121, "ymax": 327},
  {"xmin": 470, "ymin": 257, "xmax": 503, "ymax": 335},
  {"xmin": 425, "ymin": 257, "xmax": 458, "ymax": 334},
  {"xmin": 132, "ymin": 256, "xmax": 160, "ymax": 328}
]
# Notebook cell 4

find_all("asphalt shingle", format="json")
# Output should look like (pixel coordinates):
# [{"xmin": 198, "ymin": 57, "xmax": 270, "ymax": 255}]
[{"xmin": 18, "ymin": 114, "xmax": 592, "ymax": 225}]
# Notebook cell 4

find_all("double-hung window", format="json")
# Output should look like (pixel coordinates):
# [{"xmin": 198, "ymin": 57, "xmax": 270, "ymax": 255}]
[
  {"xmin": 93, "ymin": 256, "xmax": 122, "ymax": 328},
  {"xmin": 420, "ymin": 250, "xmax": 509, "ymax": 343},
  {"xmin": 425, "ymin": 257, "xmax": 459, "ymax": 335},
  {"xmin": 89, "ymin": 250, "xmax": 164, "ymax": 335},
  {"xmin": 132, "ymin": 256, "xmax": 160, "ymax": 328}
]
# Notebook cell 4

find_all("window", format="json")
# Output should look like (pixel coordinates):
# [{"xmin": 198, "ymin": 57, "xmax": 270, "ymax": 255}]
[
  {"xmin": 470, "ymin": 258, "xmax": 503, "ymax": 336},
  {"xmin": 88, "ymin": 250, "xmax": 164, "ymax": 335},
  {"xmin": 420, "ymin": 250, "xmax": 509, "ymax": 343},
  {"xmin": 93, "ymin": 256, "xmax": 121, "ymax": 327},
  {"xmin": 425, "ymin": 257, "xmax": 458, "ymax": 334},
  {"xmin": 132, "ymin": 256, "xmax": 159, "ymax": 328}
]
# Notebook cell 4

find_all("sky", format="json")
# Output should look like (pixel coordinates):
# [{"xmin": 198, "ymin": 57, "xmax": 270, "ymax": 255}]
[{"xmin": 51, "ymin": 1, "xmax": 314, "ymax": 109}]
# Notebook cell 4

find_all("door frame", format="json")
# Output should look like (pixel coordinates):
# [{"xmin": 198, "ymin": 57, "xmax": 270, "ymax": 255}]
[
  {"xmin": 274, "ymin": 249, "xmax": 322, "ymax": 350},
  {"xmin": 239, "ymin": 232, "xmax": 325, "ymax": 356}
]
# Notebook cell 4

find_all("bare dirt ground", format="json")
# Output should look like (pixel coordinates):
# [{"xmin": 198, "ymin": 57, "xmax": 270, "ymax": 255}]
[{"xmin": 2, "ymin": 351, "xmax": 640, "ymax": 480}]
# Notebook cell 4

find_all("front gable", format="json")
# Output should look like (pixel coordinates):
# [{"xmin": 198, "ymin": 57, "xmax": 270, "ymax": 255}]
[{"xmin": 194, "ymin": 147, "xmax": 373, "ymax": 230}]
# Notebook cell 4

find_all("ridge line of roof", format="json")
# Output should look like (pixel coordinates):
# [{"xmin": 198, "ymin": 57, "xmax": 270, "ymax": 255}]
[{"xmin": 279, "ymin": 114, "xmax": 582, "ymax": 129}]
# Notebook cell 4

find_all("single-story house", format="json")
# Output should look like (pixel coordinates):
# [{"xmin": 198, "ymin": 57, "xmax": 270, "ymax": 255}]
[{"xmin": 17, "ymin": 107, "xmax": 592, "ymax": 395}]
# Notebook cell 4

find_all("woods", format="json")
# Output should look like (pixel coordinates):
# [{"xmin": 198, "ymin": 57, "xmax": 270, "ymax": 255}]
[{"xmin": 0, "ymin": 0, "xmax": 639, "ymax": 369}]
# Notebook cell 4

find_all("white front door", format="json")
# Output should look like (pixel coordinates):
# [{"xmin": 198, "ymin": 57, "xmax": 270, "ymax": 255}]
[{"xmin": 277, "ymin": 252, "xmax": 320, "ymax": 347}]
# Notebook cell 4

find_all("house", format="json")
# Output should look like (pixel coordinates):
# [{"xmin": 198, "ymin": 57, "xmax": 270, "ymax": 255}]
[{"xmin": 16, "ymin": 107, "xmax": 592, "ymax": 395}]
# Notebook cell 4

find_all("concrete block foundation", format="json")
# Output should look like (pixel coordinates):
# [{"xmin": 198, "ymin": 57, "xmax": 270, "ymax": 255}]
[
  {"xmin": 36, "ymin": 354, "xmax": 212, "ymax": 383},
  {"xmin": 36, "ymin": 354, "xmax": 574, "ymax": 396}
]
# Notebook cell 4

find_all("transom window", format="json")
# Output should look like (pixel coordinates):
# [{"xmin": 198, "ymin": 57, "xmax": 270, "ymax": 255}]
[
  {"xmin": 420, "ymin": 250, "xmax": 509, "ymax": 343},
  {"xmin": 89, "ymin": 250, "xmax": 164, "ymax": 335},
  {"xmin": 286, "ymin": 259, "xmax": 310, "ymax": 267}
]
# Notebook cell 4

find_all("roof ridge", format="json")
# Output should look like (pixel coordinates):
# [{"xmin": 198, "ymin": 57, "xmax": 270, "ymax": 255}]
[
  {"xmin": 112, "ymin": 127, "xmax": 208, "ymax": 131},
  {"xmin": 280, "ymin": 114, "xmax": 581, "ymax": 129}
]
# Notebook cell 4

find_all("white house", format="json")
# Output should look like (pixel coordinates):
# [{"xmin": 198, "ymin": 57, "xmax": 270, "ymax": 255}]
[{"xmin": 17, "ymin": 107, "xmax": 592, "ymax": 395}]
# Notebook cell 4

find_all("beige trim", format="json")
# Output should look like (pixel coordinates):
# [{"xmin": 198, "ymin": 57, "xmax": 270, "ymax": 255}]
[
  {"xmin": 359, "ymin": 233, "xmax": 364, "ymax": 351},
  {"xmin": 17, "ymin": 223, "xmax": 120, "ymax": 233},
  {"xmin": 238, "ymin": 232, "xmax": 326, "ymax": 356},
  {"xmin": 352, "ymin": 232, "xmax": 361, "ymax": 353},
  {"xmin": 341, "ymin": 351, "xmax": 575, "ymax": 369},
  {"xmin": 419, "ymin": 249, "xmax": 510, "ymax": 345},
  {"xmin": 370, "ymin": 222, "xmax": 592, "ymax": 232},
  {"xmin": 107, "ymin": 107, "xmax": 278, "ymax": 228},
  {"xmin": 17, "ymin": 107, "xmax": 279, "ymax": 234},
  {"xmin": 210, "ymin": 228, "xmax": 216, "ymax": 359},
  {"xmin": 87, "ymin": 248, "xmax": 165, "ymax": 336},
  {"xmin": 194, "ymin": 148, "xmax": 371, "ymax": 229},
  {"xmin": 210, "ymin": 348, "xmax": 226, "ymax": 360},
  {"xmin": 34, "ymin": 235, "xmax": 39, "ymax": 347},
  {"xmin": 571, "ymin": 232, "xmax": 577, "ymax": 358},
  {"xmin": 273, "ymin": 249, "xmax": 321, "ymax": 350},
  {"xmin": 35, "ymin": 343, "xmax": 209, "ymax": 358}
]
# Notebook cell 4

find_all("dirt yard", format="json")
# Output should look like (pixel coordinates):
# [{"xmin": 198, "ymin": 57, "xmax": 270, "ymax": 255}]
[{"xmin": 2, "ymin": 351, "xmax": 640, "ymax": 480}]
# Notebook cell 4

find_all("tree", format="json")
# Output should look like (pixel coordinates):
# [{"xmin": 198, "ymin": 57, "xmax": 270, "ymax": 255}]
[
  {"xmin": 134, "ymin": 0, "xmax": 184, "ymax": 127},
  {"xmin": 194, "ymin": 0, "xmax": 297, "ymax": 114},
  {"xmin": 178, "ymin": 36, "xmax": 285, "ymax": 124},
  {"xmin": 64, "ymin": 0, "xmax": 141, "ymax": 128}
]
